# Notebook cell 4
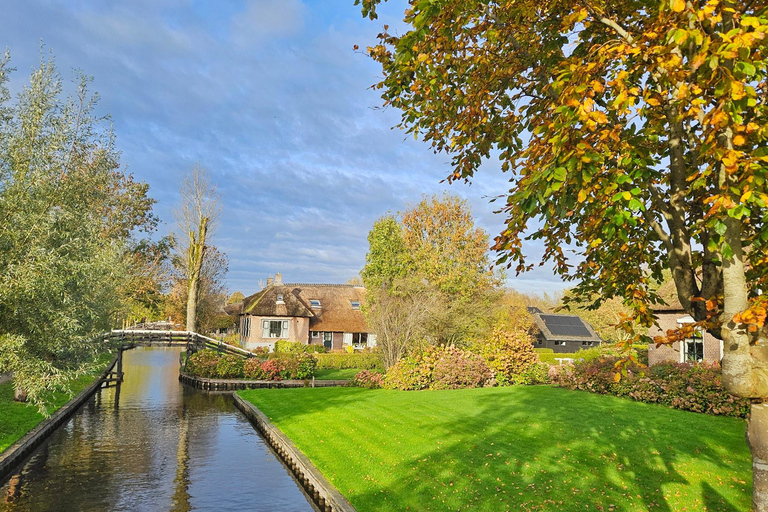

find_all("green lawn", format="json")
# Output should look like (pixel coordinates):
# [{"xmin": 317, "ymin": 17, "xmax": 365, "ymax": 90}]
[
  {"xmin": 313, "ymin": 368, "xmax": 360, "ymax": 380},
  {"xmin": 239, "ymin": 386, "xmax": 751, "ymax": 512},
  {"xmin": 0, "ymin": 352, "xmax": 114, "ymax": 452}
]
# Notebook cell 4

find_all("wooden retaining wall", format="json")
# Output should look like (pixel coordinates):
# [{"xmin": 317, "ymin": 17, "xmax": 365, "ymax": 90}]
[
  {"xmin": 178, "ymin": 372, "xmax": 350, "ymax": 391},
  {"xmin": 0, "ymin": 353, "xmax": 119, "ymax": 482},
  {"xmin": 233, "ymin": 394, "xmax": 357, "ymax": 512}
]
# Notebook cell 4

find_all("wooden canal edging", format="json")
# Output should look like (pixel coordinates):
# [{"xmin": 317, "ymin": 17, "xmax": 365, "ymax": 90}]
[
  {"xmin": 233, "ymin": 394, "xmax": 357, "ymax": 512},
  {"xmin": 0, "ymin": 352, "xmax": 120, "ymax": 482},
  {"xmin": 179, "ymin": 371, "xmax": 350, "ymax": 391}
]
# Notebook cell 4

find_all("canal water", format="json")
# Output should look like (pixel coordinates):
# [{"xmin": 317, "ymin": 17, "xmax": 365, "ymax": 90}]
[{"xmin": 0, "ymin": 347, "xmax": 315, "ymax": 512}]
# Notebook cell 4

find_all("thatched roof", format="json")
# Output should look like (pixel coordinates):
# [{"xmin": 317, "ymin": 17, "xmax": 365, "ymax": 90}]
[
  {"xmin": 288, "ymin": 284, "xmax": 371, "ymax": 333},
  {"xmin": 240, "ymin": 282, "xmax": 372, "ymax": 333},
  {"xmin": 242, "ymin": 286, "xmax": 314, "ymax": 318},
  {"xmin": 653, "ymin": 279, "xmax": 684, "ymax": 311},
  {"xmin": 223, "ymin": 302, "xmax": 243, "ymax": 316}
]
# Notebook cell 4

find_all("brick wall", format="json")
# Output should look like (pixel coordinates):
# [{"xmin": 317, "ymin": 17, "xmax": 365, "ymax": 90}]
[{"xmin": 648, "ymin": 311, "xmax": 722, "ymax": 365}]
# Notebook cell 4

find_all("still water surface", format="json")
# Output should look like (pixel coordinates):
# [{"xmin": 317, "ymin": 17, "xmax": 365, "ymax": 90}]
[{"xmin": 0, "ymin": 347, "xmax": 315, "ymax": 512}]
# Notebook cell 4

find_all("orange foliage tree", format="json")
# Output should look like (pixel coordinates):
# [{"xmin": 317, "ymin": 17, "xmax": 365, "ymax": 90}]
[{"xmin": 358, "ymin": 1, "xmax": 768, "ymax": 507}]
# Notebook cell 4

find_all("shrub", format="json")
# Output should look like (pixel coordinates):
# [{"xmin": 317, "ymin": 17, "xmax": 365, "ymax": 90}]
[
  {"xmin": 352, "ymin": 370, "xmax": 385, "ymax": 389},
  {"xmin": 185, "ymin": 349, "xmax": 221, "ymax": 378},
  {"xmin": 274, "ymin": 339, "xmax": 326, "ymax": 354},
  {"xmin": 477, "ymin": 327, "xmax": 543, "ymax": 385},
  {"xmin": 215, "ymin": 354, "xmax": 245, "ymax": 379},
  {"xmin": 250, "ymin": 346, "xmax": 270, "ymax": 356},
  {"xmin": 261, "ymin": 353, "xmax": 318, "ymax": 380},
  {"xmin": 243, "ymin": 358, "xmax": 266, "ymax": 379},
  {"xmin": 315, "ymin": 353, "xmax": 383, "ymax": 371},
  {"xmin": 431, "ymin": 348, "xmax": 494, "ymax": 390},
  {"xmin": 384, "ymin": 345, "xmax": 493, "ymax": 391},
  {"xmin": 552, "ymin": 358, "xmax": 751, "ymax": 418},
  {"xmin": 260, "ymin": 359, "xmax": 283, "ymax": 380}
]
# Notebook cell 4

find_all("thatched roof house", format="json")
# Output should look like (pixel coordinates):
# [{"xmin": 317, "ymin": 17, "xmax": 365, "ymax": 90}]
[{"xmin": 232, "ymin": 273, "xmax": 375, "ymax": 351}]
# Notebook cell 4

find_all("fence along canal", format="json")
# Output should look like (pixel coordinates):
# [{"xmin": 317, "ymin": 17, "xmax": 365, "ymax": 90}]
[{"xmin": 0, "ymin": 346, "xmax": 315, "ymax": 512}]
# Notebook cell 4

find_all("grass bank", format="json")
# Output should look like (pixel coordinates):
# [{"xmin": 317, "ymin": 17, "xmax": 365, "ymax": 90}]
[
  {"xmin": 239, "ymin": 385, "xmax": 750, "ymax": 511},
  {"xmin": 0, "ymin": 352, "xmax": 114, "ymax": 452},
  {"xmin": 313, "ymin": 368, "xmax": 359, "ymax": 380}
]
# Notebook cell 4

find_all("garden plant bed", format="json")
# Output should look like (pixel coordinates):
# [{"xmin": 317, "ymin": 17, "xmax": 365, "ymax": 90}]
[{"xmin": 239, "ymin": 385, "xmax": 751, "ymax": 511}]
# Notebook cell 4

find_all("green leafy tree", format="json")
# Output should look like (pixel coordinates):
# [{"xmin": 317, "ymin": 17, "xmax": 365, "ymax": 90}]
[
  {"xmin": 358, "ymin": 1, "xmax": 768, "ymax": 506},
  {"xmin": 361, "ymin": 214, "xmax": 411, "ymax": 292},
  {"xmin": 363, "ymin": 194, "xmax": 502, "ymax": 349},
  {"xmin": 0, "ymin": 51, "xmax": 156, "ymax": 411}
]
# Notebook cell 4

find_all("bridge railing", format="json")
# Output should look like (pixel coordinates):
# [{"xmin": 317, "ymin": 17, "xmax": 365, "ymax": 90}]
[{"xmin": 107, "ymin": 330, "xmax": 255, "ymax": 359}]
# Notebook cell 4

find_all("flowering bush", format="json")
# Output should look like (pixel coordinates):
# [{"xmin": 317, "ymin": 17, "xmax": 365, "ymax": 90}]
[
  {"xmin": 185, "ymin": 349, "xmax": 221, "ymax": 378},
  {"xmin": 215, "ymin": 354, "xmax": 245, "ymax": 379},
  {"xmin": 243, "ymin": 358, "xmax": 266, "ymax": 379},
  {"xmin": 186, "ymin": 350, "xmax": 317, "ymax": 380},
  {"xmin": 476, "ymin": 327, "xmax": 548, "ymax": 385},
  {"xmin": 384, "ymin": 345, "xmax": 493, "ymax": 391},
  {"xmin": 352, "ymin": 370, "xmax": 385, "ymax": 389},
  {"xmin": 551, "ymin": 358, "xmax": 750, "ymax": 418},
  {"xmin": 274, "ymin": 339, "xmax": 327, "ymax": 354}
]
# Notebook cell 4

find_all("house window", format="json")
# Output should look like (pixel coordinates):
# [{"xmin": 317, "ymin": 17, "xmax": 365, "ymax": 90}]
[
  {"xmin": 262, "ymin": 320, "xmax": 289, "ymax": 338},
  {"xmin": 310, "ymin": 299, "xmax": 321, "ymax": 309},
  {"xmin": 352, "ymin": 333, "xmax": 368, "ymax": 349},
  {"xmin": 323, "ymin": 332, "xmax": 333, "ymax": 350},
  {"xmin": 582, "ymin": 341, "xmax": 593, "ymax": 346},
  {"xmin": 276, "ymin": 294, "xmax": 284, "ymax": 304},
  {"xmin": 311, "ymin": 331, "xmax": 320, "ymax": 339},
  {"xmin": 350, "ymin": 300, "xmax": 361, "ymax": 310},
  {"xmin": 241, "ymin": 317, "xmax": 250, "ymax": 338},
  {"xmin": 683, "ymin": 330, "xmax": 704, "ymax": 363},
  {"xmin": 554, "ymin": 340, "xmax": 565, "ymax": 346}
]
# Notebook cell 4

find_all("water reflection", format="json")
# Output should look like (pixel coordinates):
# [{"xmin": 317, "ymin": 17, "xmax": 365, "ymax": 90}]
[{"xmin": 0, "ymin": 347, "xmax": 314, "ymax": 512}]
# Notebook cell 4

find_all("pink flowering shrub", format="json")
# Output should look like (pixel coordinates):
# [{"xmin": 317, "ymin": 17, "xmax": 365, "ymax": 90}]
[
  {"xmin": 352, "ymin": 370, "xmax": 385, "ymax": 389},
  {"xmin": 384, "ymin": 345, "xmax": 493, "ymax": 391}
]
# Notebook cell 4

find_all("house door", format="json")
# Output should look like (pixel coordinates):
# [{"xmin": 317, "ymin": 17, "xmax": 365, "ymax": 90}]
[{"xmin": 323, "ymin": 332, "xmax": 333, "ymax": 350}]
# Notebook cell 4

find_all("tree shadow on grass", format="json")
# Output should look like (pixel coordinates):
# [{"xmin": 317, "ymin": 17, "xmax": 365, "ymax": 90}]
[{"xmin": 335, "ymin": 387, "xmax": 751, "ymax": 512}]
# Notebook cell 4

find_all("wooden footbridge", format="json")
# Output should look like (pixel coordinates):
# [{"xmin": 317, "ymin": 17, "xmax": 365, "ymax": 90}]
[{"xmin": 101, "ymin": 329, "xmax": 254, "ymax": 387}]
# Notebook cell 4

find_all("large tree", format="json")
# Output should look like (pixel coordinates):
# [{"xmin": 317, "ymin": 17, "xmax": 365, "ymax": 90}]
[
  {"xmin": 362, "ymin": 194, "xmax": 501, "ymax": 348},
  {"xmin": 0, "ymin": 51, "xmax": 156, "ymax": 411},
  {"xmin": 359, "ymin": 0, "xmax": 768, "ymax": 508},
  {"xmin": 174, "ymin": 166, "xmax": 221, "ymax": 332}
]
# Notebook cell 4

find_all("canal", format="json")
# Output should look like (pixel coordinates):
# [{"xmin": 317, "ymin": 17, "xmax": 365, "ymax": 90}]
[{"xmin": 0, "ymin": 347, "xmax": 316, "ymax": 512}]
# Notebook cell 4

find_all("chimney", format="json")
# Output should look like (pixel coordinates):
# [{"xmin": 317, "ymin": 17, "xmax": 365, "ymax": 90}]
[
  {"xmin": 274, "ymin": 272, "xmax": 282, "ymax": 286},
  {"xmin": 267, "ymin": 277, "xmax": 273, "ymax": 287}
]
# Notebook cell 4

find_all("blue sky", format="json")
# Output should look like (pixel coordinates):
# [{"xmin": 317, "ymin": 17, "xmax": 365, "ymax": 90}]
[{"xmin": 1, "ymin": 0, "xmax": 566, "ymax": 296}]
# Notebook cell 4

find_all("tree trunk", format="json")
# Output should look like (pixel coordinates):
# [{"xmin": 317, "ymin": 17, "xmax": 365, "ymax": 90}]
[
  {"xmin": 750, "ymin": 403, "xmax": 768, "ymax": 512},
  {"xmin": 184, "ymin": 217, "xmax": 208, "ymax": 333},
  {"xmin": 719, "ymin": 215, "xmax": 768, "ymax": 511},
  {"xmin": 186, "ymin": 275, "xmax": 198, "ymax": 332},
  {"xmin": 13, "ymin": 383, "xmax": 27, "ymax": 403}
]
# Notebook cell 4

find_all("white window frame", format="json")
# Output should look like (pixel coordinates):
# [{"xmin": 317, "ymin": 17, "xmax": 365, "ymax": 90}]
[
  {"xmin": 350, "ymin": 300, "xmax": 361, "ymax": 310},
  {"xmin": 310, "ymin": 299, "xmax": 321, "ymax": 309},
  {"xmin": 677, "ymin": 316, "xmax": 704, "ymax": 363},
  {"xmin": 262, "ymin": 319, "xmax": 289, "ymax": 338}
]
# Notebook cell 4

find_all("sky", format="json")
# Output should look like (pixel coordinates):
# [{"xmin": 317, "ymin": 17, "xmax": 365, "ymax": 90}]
[{"xmin": 0, "ymin": 0, "xmax": 567, "ymax": 296}]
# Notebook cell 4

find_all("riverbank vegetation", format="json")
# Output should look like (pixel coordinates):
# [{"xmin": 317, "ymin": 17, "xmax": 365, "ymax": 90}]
[
  {"xmin": 0, "ymin": 352, "xmax": 114, "ymax": 452},
  {"xmin": 0, "ymin": 52, "xmax": 160, "ymax": 412},
  {"xmin": 240, "ymin": 385, "xmax": 750, "ymax": 512}
]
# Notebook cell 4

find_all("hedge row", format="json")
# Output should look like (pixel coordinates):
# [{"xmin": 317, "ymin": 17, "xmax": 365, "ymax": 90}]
[
  {"xmin": 185, "ymin": 349, "xmax": 317, "ymax": 380},
  {"xmin": 550, "ymin": 358, "xmax": 750, "ymax": 418},
  {"xmin": 314, "ymin": 352, "xmax": 383, "ymax": 370}
]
